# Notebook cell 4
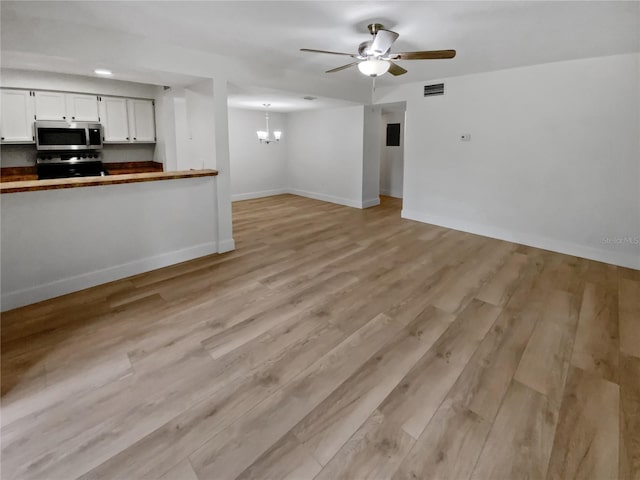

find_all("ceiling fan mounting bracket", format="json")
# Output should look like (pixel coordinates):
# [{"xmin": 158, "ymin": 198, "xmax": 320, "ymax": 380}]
[{"xmin": 367, "ymin": 23, "xmax": 386, "ymax": 35}]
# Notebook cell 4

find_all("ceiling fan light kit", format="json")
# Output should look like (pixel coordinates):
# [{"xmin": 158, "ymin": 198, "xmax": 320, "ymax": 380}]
[
  {"xmin": 301, "ymin": 23, "xmax": 456, "ymax": 78},
  {"xmin": 256, "ymin": 104, "xmax": 281, "ymax": 144},
  {"xmin": 358, "ymin": 59, "xmax": 390, "ymax": 77}
]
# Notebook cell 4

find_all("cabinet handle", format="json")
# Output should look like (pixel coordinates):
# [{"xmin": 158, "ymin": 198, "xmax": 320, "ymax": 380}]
[
  {"xmin": 62, "ymin": 116, "xmax": 66, "ymax": 120},
  {"xmin": 126, "ymin": 137, "xmax": 129, "ymax": 140},
  {"xmin": 133, "ymin": 137, "xmax": 137, "ymax": 140},
  {"xmin": 72, "ymin": 116, "xmax": 75, "ymax": 120},
  {"xmin": 1, "ymin": 137, "xmax": 4, "ymax": 141}
]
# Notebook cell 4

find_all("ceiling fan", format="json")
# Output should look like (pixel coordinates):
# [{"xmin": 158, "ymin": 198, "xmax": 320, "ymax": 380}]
[{"xmin": 301, "ymin": 23, "xmax": 456, "ymax": 77}]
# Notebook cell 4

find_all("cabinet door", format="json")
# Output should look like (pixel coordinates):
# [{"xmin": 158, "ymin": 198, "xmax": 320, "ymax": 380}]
[
  {"xmin": 0, "ymin": 89, "xmax": 35, "ymax": 143},
  {"xmin": 98, "ymin": 96, "xmax": 130, "ymax": 142},
  {"xmin": 66, "ymin": 93, "xmax": 99, "ymax": 122},
  {"xmin": 34, "ymin": 91, "xmax": 67, "ymax": 120},
  {"xmin": 127, "ymin": 99, "xmax": 156, "ymax": 142}
]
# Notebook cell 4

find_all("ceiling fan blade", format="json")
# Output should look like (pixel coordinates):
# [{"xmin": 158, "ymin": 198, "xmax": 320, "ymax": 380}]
[
  {"xmin": 326, "ymin": 62, "xmax": 359, "ymax": 73},
  {"xmin": 388, "ymin": 61, "xmax": 408, "ymax": 76},
  {"xmin": 300, "ymin": 48, "xmax": 355, "ymax": 57},
  {"xmin": 370, "ymin": 29, "xmax": 399, "ymax": 56},
  {"xmin": 391, "ymin": 49, "xmax": 456, "ymax": 60}
]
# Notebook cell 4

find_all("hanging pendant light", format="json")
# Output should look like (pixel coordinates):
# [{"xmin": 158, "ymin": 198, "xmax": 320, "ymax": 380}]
[{"xmin": 256, "ymin": 104, "xmax": 282, "ymax": 144}]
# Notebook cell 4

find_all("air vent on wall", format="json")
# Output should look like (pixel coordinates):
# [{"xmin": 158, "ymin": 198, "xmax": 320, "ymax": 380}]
[{"xmin": 424, "ymin": 83, "xmax": 444, "ymax": 97}]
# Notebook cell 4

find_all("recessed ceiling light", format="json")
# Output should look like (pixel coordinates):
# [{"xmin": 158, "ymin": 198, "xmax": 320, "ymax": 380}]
[{"xmin": 94, "ymin": 69, "xmax": 112, "ymax": 76}]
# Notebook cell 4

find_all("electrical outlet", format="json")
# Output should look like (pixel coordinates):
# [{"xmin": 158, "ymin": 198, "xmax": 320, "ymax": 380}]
[{"xmin": 460, "ymin": 133, "xmax": 471, "ymax": 142}]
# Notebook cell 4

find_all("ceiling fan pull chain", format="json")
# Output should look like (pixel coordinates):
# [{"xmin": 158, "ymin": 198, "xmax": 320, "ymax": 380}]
[{"xmin": 371, "ymin": 76, "xmax": 376, "ymax": 104}]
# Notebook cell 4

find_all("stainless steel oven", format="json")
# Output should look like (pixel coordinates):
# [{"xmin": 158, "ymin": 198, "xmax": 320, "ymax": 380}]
[{"xmin": 35, "ymin": 120, "xmax": 103, "ymax": 151}]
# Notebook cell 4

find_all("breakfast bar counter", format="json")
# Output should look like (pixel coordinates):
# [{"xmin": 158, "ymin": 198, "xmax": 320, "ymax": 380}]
[{"xmin": 0, "ymin": 169, "xmax": 219, "ymax": 194}]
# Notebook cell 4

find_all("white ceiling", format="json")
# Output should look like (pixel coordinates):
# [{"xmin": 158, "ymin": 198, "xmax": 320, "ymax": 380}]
[
  {"xmin": 2, "ymin": 1, "xmax": 638, "ymax": 105},
  {"xmin": 227, "ymin": 84, "xmax": 357, "ymax": 113}
]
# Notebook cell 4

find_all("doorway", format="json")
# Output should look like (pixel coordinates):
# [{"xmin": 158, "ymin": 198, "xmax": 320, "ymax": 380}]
[{"xmin": 379, "ymin": 103, "xmax": 406, "ymax": 203}]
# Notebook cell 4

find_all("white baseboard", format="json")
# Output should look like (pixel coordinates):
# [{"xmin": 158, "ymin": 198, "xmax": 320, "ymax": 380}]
[
  {"xmin": 362, "ymin": 197, "xmax": 381, "ymax": 208},
  {"xmin": 402, "ymin": 209, "xmax": 640, "ymax": 270},
  {"xmin": 233, "ymin": 188, "xmax": 383, "ymax": 210},
  {"xmin": 217, "ymin": 238, "xmax": 236, "ymax": 253},
  {"xmin": 232, "ymin": 188, "xmax": 288, "ymax": 201},
  {"xmin": 380, "ymin": 189, "xmax": 403, "ymax": 199},
  {"xmin": 288, "ymin": 188, "xmax": 365, "ymax": 209},
  {"xmin": 1, "ymin": 242, "xmax": 218, "ymax": 312}
]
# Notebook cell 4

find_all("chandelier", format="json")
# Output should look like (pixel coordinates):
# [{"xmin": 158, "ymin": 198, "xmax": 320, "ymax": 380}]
[{"xmin": 256, "ymin": 104, "xmax": 282, "ymax": 144}]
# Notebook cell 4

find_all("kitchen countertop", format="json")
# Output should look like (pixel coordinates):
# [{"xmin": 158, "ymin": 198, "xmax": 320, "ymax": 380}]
[
  {"xmin": 0, "ymin": 169, "xmax": 219, "ymax": 194},
  {"xmin": 0, "ymin": 161, "xmax": 164, "ymax": 182}
]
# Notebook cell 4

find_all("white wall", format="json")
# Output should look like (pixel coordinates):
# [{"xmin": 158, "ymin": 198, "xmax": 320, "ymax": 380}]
[
  {"xmin": 1, "ymin": 177, "xmax": 219, "ymax": 310},
  {"xmin": 0, "ymin": 68, "xmax": 157, "ymax": 98},
  {"xmin": 380, "ymin": 110, "xmax": 405, "ymax": 198},
  {"xmin": 153, "ymin": 86, "xmax": 179, "ymax": 171},
  {"xmin": 183, "ymin": 79, "xmax": 217, "ymax": 170},
  {"xmin": 362, "ymin": 106, "xmax": 382, "ymax": 208},
  {"xmin": 286, "ymin": 105, "xmax": 365, "ymax": 208},
  {"xmin": 228, "ymin": 108, "xmax": 287, "ymax": 201},
  {"xmin": 376, "ymin": 53, "xmax": 640, "ymax": 269}
]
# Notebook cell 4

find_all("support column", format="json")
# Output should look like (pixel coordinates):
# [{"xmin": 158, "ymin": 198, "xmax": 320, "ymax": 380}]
[{"xmin": 212, "ymin": 77, "xmax": 235, "ymax": 252}]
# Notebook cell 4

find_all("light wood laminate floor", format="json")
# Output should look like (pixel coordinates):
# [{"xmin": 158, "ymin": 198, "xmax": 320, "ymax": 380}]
[{"xmin": 2, "ymin": 195, "xmax": 638, "ymax": 480}]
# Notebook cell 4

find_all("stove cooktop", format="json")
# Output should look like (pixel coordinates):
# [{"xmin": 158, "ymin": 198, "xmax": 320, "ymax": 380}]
[{"xmin": 36, "ymin": 151, "xmax": 108, "ymax": 180}]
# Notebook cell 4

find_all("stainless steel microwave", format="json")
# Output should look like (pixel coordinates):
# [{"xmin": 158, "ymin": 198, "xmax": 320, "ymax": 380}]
[{"xmin": 35, "ymin": 120, "xmax": 103, "ymax": 151}]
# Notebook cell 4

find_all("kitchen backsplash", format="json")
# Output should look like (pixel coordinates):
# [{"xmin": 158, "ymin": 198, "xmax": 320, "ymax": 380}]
[{"xmin": 0, "ymin": 143, "xmax": 157, "ymax": 167}]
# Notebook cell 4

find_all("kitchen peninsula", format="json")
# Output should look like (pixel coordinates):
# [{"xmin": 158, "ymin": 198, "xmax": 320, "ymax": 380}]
[{"xmin": 1, "ymin": 167, "xmax": 221, "ymax": 311}]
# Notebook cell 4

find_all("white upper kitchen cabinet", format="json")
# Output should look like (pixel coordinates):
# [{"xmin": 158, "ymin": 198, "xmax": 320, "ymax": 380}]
[
  {"xmin": 65, "ymin": 93, "xmax": 99, "ymax": 122},
  {"xmin": 127, "ymin": 99, "xmax": 156, "ymax": 142},
  {"xmin": 34, "ymin": 91, "xmax": 99, "ymax": 122},
  {"xmin": 0, "ymin": 89, "xmax": 35, "ymax": 143},
  {"xmin": 34, "ymin": 91, "xmax": 67, "ymax": 120},
  {"xmin": 98, "ymin": 96, "xmax": 130, "ymax": 142}
]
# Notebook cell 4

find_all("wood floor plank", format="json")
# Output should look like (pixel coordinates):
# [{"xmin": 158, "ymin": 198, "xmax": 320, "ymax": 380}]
[
  {"xmin": 381, "ymin": 299, "xmax": 501, "ymax": 440},
  {"xmin": 235, "ymin": 432, "xmax": 322, "ymax": 480},
  {"xmin": 470, "ymin": 380, "xmax": 557, "ymax": 480},
  {"xmin": 475, "ymin": 251, "xmax": 529, "ymax": 307},
  {"xmin": 201, "ymin": 271, "xmax": 358, "ymax": 359},
  {"xmin": 546, "ymin": 366, "xmax": 620, "ymax": 480},
  {"xmin": 157, "ymin": 458, "xmax": 199, "ymax": 480},
  {"xmin": 439, "ymin": 300, "xmax": 539, "ymax": 423},
  {"xmin": 3, "ymin": 348, "xmax": 222, "ymax": 480},
  {"xmin": 188, "ymin": 313, "xmax": 403, "ymax": 480},
  {"xmin": 619, "ymin": 278, "xmax": 640, "ymax": 358},
  {"xmin": 514, "ymin": 290, "xmax": 578, "ymax": 409},
  {"xmin": 391, "ymin": 270, "xmax": 551, "ymax": 480},
  {"xmin": 571, "ymin": 281, "xmax": 620, "ymax": 383},
  {"xmin": 77, "ymin": 310, "xmax": 346, "ymax": 479},
  {"xmin": 291, "ymin": 306, "xmax": 453, "ymax": 466},
  {"xmin": 314, "ymin": 409, "xmax": 416, "ymax": 480},
  {"xmin": 619, "ymin": 353, "xmax": 640, "ymax": 480},
  {"xmin": 392, "ymin": 398, "xmax": 492, "ymax": 480},
  {"xmin": 429, "ymin": 240, "xmax": 514, "ymax": 314}
]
